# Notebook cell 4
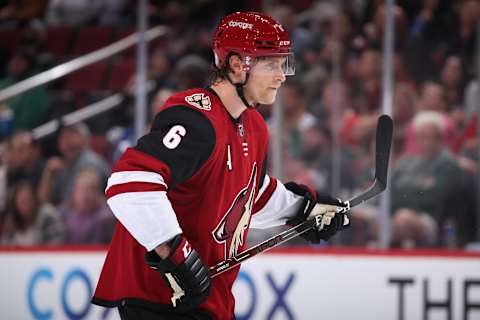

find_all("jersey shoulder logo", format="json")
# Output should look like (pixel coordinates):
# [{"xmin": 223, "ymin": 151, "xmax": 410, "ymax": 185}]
[
  {"xmin": 185, "ymin": 93, "xmax": 211, "ymax": 111},
  {"xmin": 213, "ymin": 163, "xmax": 257, "ymax": 259}
]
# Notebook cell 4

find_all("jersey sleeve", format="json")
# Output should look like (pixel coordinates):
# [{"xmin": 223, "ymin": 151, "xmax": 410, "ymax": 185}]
[
  {"xmin": 135, "ymin": 105, "xmax": 216, "ymax": 188},
  {"xmin": 105, "ymin": 105, "xmax": 216, "ymax": 251},
  {"xmin": 250, "ymin": 173, "xmax": 304, "ymax": 229}
]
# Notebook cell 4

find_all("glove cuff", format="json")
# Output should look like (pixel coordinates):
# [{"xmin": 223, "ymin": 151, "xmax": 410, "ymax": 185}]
[
  {"xmin": 285, "ymin": 182, "xmax": 317, "ymax": 226},
  {"xmin": 284, "ymin": 182, "xmax": 317, "ymax": 201},
  {"xmin": 145, "ymin": 234, "xmax": 192, "ymax": 273}
]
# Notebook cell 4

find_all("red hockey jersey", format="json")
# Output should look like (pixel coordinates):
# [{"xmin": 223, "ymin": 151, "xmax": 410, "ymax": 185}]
[{"xmin": 92, "ymin": 88, "xmax": 286, "ymax": 319}]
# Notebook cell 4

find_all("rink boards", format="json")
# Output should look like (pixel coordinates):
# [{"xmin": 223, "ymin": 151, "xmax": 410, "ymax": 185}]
[{"xmin": 0, "ymin": 247, "xmax": 479, "ymax": 320}]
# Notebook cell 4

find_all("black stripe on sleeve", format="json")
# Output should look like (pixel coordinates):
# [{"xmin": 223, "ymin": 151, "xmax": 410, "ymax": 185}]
[{"xmin": 134, "ymin": 105, "xmax": 216, "ymax": 189}]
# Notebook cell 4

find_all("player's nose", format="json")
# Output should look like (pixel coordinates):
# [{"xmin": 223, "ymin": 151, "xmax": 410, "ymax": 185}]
[{"xmin": 275, "ymin": 70, "xmax": 286, "ymax": 83}]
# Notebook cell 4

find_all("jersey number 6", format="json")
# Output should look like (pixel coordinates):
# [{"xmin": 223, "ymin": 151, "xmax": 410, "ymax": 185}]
[{"xmin": 163, "ymin": 125, "xmax": 187, "ymax": 149}]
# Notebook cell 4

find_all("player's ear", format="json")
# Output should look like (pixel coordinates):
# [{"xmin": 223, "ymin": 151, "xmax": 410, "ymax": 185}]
[{"xmin": 228, "ymin": 55, "xmax": 244, "ymax": 77}]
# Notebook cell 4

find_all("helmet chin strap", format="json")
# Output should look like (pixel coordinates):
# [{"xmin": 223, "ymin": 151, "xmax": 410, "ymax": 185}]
[{"xmin": 227, "ymin": 72, "xmax": 255, "ymax": 108}]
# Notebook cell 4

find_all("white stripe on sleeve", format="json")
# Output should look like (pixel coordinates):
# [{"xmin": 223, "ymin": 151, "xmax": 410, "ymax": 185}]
[
  {"xmin": 106, "ymin": 171, "xmax": 168, "ymax": 191},
  {"xmin": 107, "ymin": 191, "xmax": 181, "ymax": 251},
  {"xmin": 250, "ymin": 180, "xmax": 303, "ymax": 229}
]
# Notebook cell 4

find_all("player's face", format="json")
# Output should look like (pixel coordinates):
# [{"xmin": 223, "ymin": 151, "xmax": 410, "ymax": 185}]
[{"xmin": 244, "ymin": 56, "xmax": 287, "ymax": 105}]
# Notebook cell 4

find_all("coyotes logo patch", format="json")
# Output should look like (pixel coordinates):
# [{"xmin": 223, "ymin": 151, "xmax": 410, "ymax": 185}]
[
  {"xmin": 185, "ymin": 93, "xmax": 211, "ymax": 111},
  {"xmin": 213, "ymin": 163, "xmax": 257, "ymax": 259}
]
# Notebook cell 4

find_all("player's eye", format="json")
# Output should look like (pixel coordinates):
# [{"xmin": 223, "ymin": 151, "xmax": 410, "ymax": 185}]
[
  {"xmin": 264, "ymin": 62, "xmax": 281, "ymax": 72},
  {"xmin": 265, "ymin": 63, "xmax": 275, "ymax": 70}
]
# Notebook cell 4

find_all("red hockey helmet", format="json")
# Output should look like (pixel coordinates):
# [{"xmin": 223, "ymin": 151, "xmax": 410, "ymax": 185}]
[{"xmin": 213, "ymin": 12, "xmax": 295, "ymax": 76}]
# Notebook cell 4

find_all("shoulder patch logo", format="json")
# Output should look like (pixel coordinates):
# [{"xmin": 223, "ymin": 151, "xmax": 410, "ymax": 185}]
[{"xmin": 185, "ymin": 93, "xmax": 211, "ymax": 111}]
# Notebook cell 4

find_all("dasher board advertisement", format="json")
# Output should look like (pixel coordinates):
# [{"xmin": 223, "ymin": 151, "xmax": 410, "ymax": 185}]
[{"xmin": 0, "ymin": 247, "xmax": 479, "ymax": 320}]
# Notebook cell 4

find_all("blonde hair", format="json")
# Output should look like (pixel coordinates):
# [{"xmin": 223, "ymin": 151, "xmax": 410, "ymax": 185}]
[
  {"xmin": 412, "ymin": 111, "xmax": 445, "ymax": 134},
  {"xmin": 74, "ymin": 167, "xmax": 101, "ymax": 188}
]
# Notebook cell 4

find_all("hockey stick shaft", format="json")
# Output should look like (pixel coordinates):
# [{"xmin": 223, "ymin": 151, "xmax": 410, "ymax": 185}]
[{"xmin": 209, "ymin": 115, "xmax": 393, "ymax": 278}]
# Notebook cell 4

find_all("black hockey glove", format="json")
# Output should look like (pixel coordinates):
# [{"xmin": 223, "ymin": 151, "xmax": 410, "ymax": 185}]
[
  {"xmin": 145, "ymin": 234, "xmax": 211, "ymax": 312},
  {"xmin": 285, "ymin": 182, "xmax": 350, "ymax": 244}
]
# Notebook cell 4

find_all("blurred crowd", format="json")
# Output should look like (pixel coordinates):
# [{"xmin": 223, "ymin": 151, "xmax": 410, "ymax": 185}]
[{"xmin": 0, "ymin": 0, "xmax": 478, "ymax": 249}]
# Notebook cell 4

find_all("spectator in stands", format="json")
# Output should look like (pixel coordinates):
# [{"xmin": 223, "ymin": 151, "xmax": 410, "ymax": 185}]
[
  {"xmin": 15, "ymin": 21, "xmax": 55, "ymax": 69},
  {"xmin": 301, "ymin": 124, "xmax": 355, "ymax": 193},
  {"xmin": 98, "ymin": 0, "xmax": 128, "ymax": 26},
  {"xmin": 362, "ymin": 4, "xmax": 408, "ymax": 51},
  {"xmin": 392, "ymin": 82, "xmax": 417, "ymax": 162},
  {"xmin": 173, "ymin": 54, "xmax": 210, "ymax": 91},
  {"xmin": 315, "ymin": 80, "xmax": 354, "ymax": 131},
  {"xmin": 324, "ymin": 79, "xmax": 378, "ymax": 149},
  {"xmin": 5, "ymin": 130, "xmax": 44, "ymax": 187},
  {"xmin": 456, "ymin": 144, "xmax": 479, "ymax": 246},
  {"xmin": 460, "ymin": 75, "xmax": 479, "ymax": 173},
  {"xmin": 418, "ymin": 81, "xmax": 450, "ymax": 113},
  {"xmin": 334, "ymin": 49, "xmax": 383, "ymax": 150},
  {"xmin": 0, "ymin": 0, "xmax": 48, "ymax": 24},
  {"xmin": 117, "ymin": 51, "xmax": 171, "ymax": 134},
  {"xmin": 151, "ymin": 88, "xmax": 176, "ymax": 116},
  {"xmin": 46, "ymin": 0, "xmax": 127, "ymax": 26},
  {"xmin": 147, "ymin": 49, "xmax": 172, "ymax": 89},
  {"xmin": 405, "ymin": 0, "xmax": 456, "ymax": 84},
  {"xmin": 277, "ymin": 79, "xmax": 317, "ymax": 158},
  {"xmin": 391, "ymin": 208, "xmax": 437, "ymax": 249},
  {"xmin": 403, "ymin": 81, "xmax": 457, "ymax": 154},
  {"xmin": 38, "ymin": 122, "xmax": 110, "ymax": 206},
  {"xmin": 282, "ymin": 153, "xmax": 316, "ymax": 189},
  {"xmin": 269, "ymin": 4, "xmax": 313, "ymax": 58},
  {"xmin": 0, "ymin": 52, "xmax": 50, "ymax": 135},
  {"xmin": 393, "ymin": 53, "xmax": 413, "ymax": 86},
  {"xmin": 125, "ymin": 49, "xmax": 171, "ymax": 93},
  {"xmin": 391, "ymin": 111, "xmax": 466, "ymax": 248},
  {"xmin": 440, "ymin": 55, "xmax": 464, "ymax": 108},
  {"xmin": 109, "ymin": 87, "xmax": 176, "ymax": 163},
  {"xmin": 450, "ymin": 0, "xmax": 480, "ymax": 77},
  {"xmin": 1, "ymin": 180, "xmax": 64, "ymax": 246},
  {"xmin": 354, "ymin": 48, "xmax": 382, "ymax": 113},
  {"xmin": 440, "ymin": 55, "xmax": 469, "ymax": 139},
  {"xmin": 63, "ymin": 168, "xmax": 114, "ymax": 244}
]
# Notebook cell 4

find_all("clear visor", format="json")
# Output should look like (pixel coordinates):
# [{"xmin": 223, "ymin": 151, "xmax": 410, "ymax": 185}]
[{"xmin": 245, "ymin": 53, "xmax": 295, "ymax": 76}]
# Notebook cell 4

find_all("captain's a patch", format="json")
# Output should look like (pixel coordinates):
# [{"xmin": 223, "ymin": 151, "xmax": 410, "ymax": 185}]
[{"xmin": 185, "ymin": 93, "xmax": 211, "ymax": 111}]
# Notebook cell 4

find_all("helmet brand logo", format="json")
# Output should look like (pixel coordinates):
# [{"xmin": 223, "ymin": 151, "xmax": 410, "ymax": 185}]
[
  {"xmin": 228, "ymin": 21, "xmax": 253, "ymax": 30},
  {"xmin": 274, "ymin": 24, "xmax": 285, "ymax": 32}
]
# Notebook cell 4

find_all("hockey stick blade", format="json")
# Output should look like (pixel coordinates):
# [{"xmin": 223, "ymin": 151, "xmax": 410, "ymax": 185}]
[
  {"xmin": 348, "ymin": 114, "xmax": 392, "ymax": 208},
  {"xmin": 375, "ymin": 114, "xmax": 393, "ymax": 189},
  {"xmin": 210, "ymin": 115, "xmax": 393, "ymax": 278}
]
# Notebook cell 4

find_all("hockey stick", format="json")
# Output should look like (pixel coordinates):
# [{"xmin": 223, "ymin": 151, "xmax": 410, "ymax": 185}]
[{"xmin": 209, "ymin": 114, "xmax": 393, "ymax": 278}]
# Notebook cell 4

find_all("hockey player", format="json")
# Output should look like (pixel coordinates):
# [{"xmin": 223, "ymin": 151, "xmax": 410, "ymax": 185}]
[{"xmin": 92, "ymin": 12, "xmax": 349, "ymax": 320}]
